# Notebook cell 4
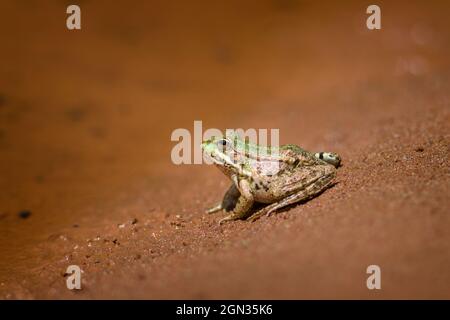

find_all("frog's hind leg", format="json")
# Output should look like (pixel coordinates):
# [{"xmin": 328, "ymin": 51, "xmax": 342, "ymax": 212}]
[
  {"xmin": 314, "ymin": 152, "xmax": 341, "ymax": 167},
  {"xmin": 247, "ymin": 173, "xmax": 335, "ymax": 222}
]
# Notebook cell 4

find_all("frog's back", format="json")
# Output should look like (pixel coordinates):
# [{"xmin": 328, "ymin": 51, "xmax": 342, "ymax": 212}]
[
  {"xmin": 280, "ymin": 144, "xmax": 310, "ymax": 155},
  {"xmin": 280, "ymin": 144, "xmax": 318, "ymax": 162}
]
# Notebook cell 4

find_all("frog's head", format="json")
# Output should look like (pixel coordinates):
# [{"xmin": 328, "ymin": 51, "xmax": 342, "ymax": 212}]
[{"xmin": 201, "ymin": 133, "xmax": 243, "ymax": 176}]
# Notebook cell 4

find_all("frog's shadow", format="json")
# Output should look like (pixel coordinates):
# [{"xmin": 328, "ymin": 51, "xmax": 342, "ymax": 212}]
[{"xmin": 247, "ymin": 181, "xmax": 339, "ymax": 218}]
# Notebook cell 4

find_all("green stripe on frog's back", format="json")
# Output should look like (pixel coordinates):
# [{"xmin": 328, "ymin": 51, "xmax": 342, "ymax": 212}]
[
  {"xmin": 226, "ymin": 132, "xmax": 313, "ymax": 162},
  {"xmin": 279, "ymin": 144, "xmax": 311, "ymax": 157},
  {"xmin": 226, "ymin": 131, "xmax": 281, "ymax": 161}
]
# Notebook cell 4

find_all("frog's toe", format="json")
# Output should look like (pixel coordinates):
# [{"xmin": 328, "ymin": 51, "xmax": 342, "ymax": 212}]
[
  {"xmin": 247, "ymin": 215, "xmax": 259, "ymax": 222},
  {"xmin": 247, "ymin": 209, "xmax": 267, "ymax": 222},
  {"xmin": 247, "ymin": 203, "xmax": 282, "ymax": 222},
  {"xmin": 218, "ymin": 214, "xmax": 236, "ymax": 225},
  {"xmin": 206, "ymin": 203, "xmax": 222, "ymax": 214}
]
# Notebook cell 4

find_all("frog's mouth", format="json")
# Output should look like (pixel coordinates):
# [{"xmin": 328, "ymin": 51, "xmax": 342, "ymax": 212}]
[
  {"xmin": 203, "ymin": 149, "xmax": 239, "ymax": 170},
  {"xmin": 201, "ymin": 141, "xmax": 241, "ymax": 170},
  {"xmin": 208, "ymin": 152, "xmax": 234, "ymax": 167}
]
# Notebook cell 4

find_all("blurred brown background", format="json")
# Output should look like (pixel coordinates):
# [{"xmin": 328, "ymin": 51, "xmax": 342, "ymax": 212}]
[{"xmin": 0, "ymin": 0, "xmax": 449, "ymax": 298}]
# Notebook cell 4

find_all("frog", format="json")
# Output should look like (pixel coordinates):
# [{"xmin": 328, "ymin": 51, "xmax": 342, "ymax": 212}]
[{"xmin": 201, "ymin": 131, "xmax": 341, "ymax": 224}]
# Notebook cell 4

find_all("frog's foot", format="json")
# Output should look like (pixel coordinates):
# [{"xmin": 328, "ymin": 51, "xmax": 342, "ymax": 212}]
[
  {"xmin": 219, "ymin": 213, "xmax": 239, "ymax": 225},
  {"xmin": 247, "ymin": 204, "xmax": 277, "ymax": 222},
  {"xmin": 206, "ymin": 203, "xmax": 223, "ymax": 214},
  {"xmin": 247, "ymin": 173, "xmax": 335, "ymax": 222},
  {"xmin": 218, "ymin": 207, "xmax": 252, "ymax": 225},
  {"xmin": 218, "ymin": 202, "xmax": 253, "ymax": 225}
]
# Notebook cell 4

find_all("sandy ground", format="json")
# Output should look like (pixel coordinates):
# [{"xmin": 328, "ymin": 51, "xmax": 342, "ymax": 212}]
[{"xmin": 0, "ymin": 1, "xmax": 449, "ymax": 299}]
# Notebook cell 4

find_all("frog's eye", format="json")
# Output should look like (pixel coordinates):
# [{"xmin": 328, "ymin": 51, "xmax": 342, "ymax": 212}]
[{"xmin": 217, "ymin": 139, "xmax": 230, "ymax": 149}]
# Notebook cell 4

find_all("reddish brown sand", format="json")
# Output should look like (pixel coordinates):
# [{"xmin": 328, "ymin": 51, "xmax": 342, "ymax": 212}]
[{"xmin": 0, "ymin": 1, "xmax": 449, "ymax": 299}]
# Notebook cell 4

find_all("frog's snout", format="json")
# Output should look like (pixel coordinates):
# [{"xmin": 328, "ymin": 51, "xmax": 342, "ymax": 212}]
[
  {"xmin": 201, "ymin": 137, "xmax": 217, "ymax": 151},
  {"xmin": 201, "ymin": 140, "xmax": 213, "ymax": 153}
]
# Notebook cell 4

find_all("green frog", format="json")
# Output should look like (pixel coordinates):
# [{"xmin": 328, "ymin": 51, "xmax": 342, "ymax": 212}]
[{"xmin": 201, "ymin": 132, "xmax": 341, "ymax": 224}]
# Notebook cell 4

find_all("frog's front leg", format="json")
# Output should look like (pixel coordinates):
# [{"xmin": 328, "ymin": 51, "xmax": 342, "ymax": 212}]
[
  {"xmin": 219, "ymin": 179, "xmax": 254, "ymax": 225},
  {"xmin": 206, "ymin": 184, "xmax": 240, "ymax": 214}
]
